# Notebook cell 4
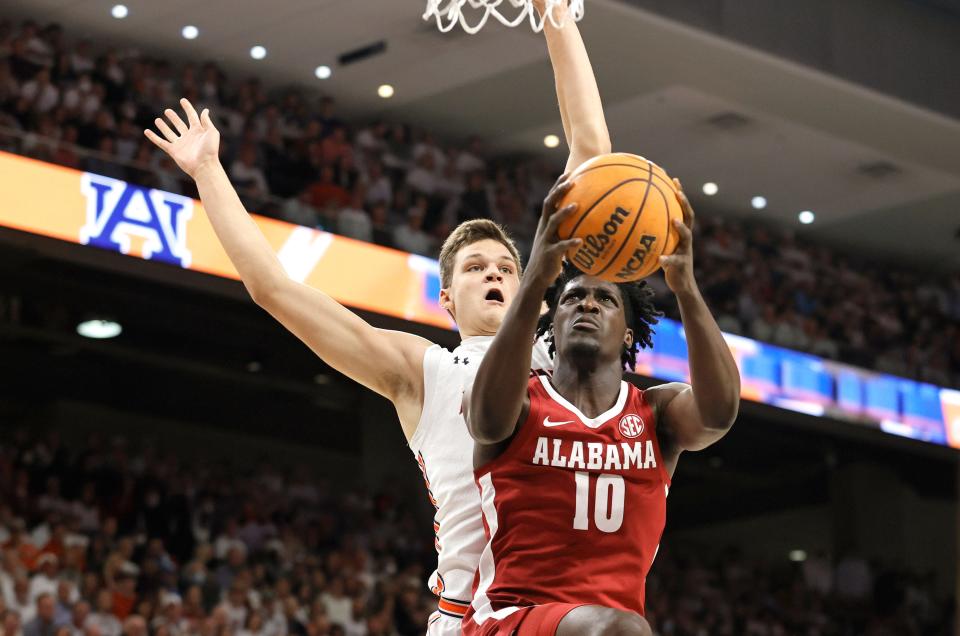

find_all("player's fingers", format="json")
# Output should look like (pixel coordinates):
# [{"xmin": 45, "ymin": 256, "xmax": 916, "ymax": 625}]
[
  {"xmin": 164, "ymin": 108, "xmax": 189, "ymax": 135},
  {"xmin": 545, "ymin": 203, "xmax": 578, "ymax": 236},
  {"xmin": 674, "ymin": 178, "xmax": 695, "ymax": 230},
  {"xmin": 672, "ymin": 218, "xmax": 692, "ymax": 248},
  {"xmin": 659, "ymin": 254, "xmax": 678, "ymax": 268},
  {"xmin": 543, "ymin": 180, "xmax": 574, "ymax": 214},
  {"xmin": 154, "ymin": 117, "xmax": 178, "ymax": 143},
  {"xmin": 143, "ymin": 128, "xmax": 170, "ymax": 150},
  {"xmin": 180, "ymin": 98, "xmax": 201, "ymax": 126},
  {"xmin": 556, "ymin": 237, "xmax": 582, "ymax": 252},
  {"xmin": 201, "ymin": 108, "xmax": 215, "ymax": 131}
]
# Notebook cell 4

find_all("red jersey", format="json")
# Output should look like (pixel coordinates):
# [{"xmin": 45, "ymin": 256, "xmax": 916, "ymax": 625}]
[{"xmin": 464, "ymin": 374, "xmax": 670, "ymax": 629}]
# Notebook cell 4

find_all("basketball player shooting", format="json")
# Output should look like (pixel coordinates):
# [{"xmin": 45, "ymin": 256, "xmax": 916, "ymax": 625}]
[{"xmin": 459, "ymin": 183, "xmax": 741, "ymax": 632}]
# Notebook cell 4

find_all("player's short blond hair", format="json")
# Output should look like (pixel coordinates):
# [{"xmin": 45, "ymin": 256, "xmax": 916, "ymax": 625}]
[{"xmin": 439, "ymin": 219, "xmax": 522, "ymax": 288}]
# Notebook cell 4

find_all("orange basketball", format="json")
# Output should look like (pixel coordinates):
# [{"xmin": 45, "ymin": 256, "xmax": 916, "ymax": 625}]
[{"xmin": 557, "ymin": 153, "xmax": 682, "ymax": 282}]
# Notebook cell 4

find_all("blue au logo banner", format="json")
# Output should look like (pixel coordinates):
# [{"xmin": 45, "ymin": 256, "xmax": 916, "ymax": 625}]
[{"xmin": 79, "ymin": 173, "xmax": 194, "ymax": 268}]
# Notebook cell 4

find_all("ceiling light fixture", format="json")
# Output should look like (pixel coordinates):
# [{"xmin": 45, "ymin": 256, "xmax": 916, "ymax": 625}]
[
  {"xmin": 314, "ymin": 65, "xmax": 332, "ymax": 80},
  {"xmin": 377, "ymin": 84, "xmax": 395, "ymax": 99},
  {"xmin": 751, "ymin": 196, "xmax": 767, "ymax": 210},
  {"xmin": 181, "ymin": 25, "xmax": 199, "ymax": 40},
  {"xmin": 798, "ymin": 210, "xmax": 815, "ymax": 225},
  {"xmin": 543, "ymin": 134, "xmax": 560, "ymax": 149},
  {"xmin": 702, "ymin": 182, "xmax": 718, "ymax": 196},
  {"xmin": 250, "ymin": 45, "xmax": 267, "ymax": 60},
  {"xmin": 111, "ymin": 4, "xmax": 128, "ymax": 19},
  {"xmin": 77, "ymin": 319, "xmax": 122, "ymax": 339}
]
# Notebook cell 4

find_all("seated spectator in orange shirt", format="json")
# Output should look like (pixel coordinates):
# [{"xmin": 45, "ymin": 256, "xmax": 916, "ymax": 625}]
[
  {"xmin": 4, "ymin": 522, "xmax": 40, "ymax": 571},
  {"xmin": 110, "ymin": 567, "xmax": 138, "ymax": 620},
  {"xmin": 307, "ymin": 165, "xmax": 350, "ymax": 211}
]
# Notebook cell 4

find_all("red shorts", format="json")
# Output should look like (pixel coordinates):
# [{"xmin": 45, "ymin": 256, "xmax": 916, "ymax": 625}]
[{"xmin": 462, "ymin": 603, "xmax": 587, "ymax": 636}]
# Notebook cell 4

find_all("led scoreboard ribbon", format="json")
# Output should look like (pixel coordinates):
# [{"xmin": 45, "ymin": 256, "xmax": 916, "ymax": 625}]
[{"xmin": 1, "ymin": 151, "xmax": 957, "ymax": 449}]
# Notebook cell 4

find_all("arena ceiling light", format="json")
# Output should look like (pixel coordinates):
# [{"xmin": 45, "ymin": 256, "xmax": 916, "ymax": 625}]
[
  {"xmin": 250, "ymin": 45, "xmax": 267, "ymax": 60},
  {"xmin": 751, "ymin": 196, "xmax": 767, "ymax": 210},
  {"xmin": 181, "ymin": 26, "xmax": 199, "ymax": 40},
  {"xmin": 543, "ymin": 134, "xmax": 560, "ymax": 149},
  {"xmin": 378, "ymin": 84, "xmax": 395, "ymax": 99},
  {"xmin": 314, "ymin": 65, "xmax": 332, "ymax": 80},
  {"xmin": 111, "ymin": 4, "xmax": 128, "ymax": 19},
  {"xmin": 702, "ymin": 182, "xmax": 718, "ymax": 196},
  {"xmin": 77, "ymin": 319, "xmax": 122, "ymax": 340},
  {"xmin": 788, "ymin": 549, "xmax": 807, "ymax": 562},
  {"xmin": 798, "ymin": 210, "xmax": 816, "ymax": 224}
]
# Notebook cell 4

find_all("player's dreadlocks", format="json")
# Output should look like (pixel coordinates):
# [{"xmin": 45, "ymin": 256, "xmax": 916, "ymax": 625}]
[{"xmin": 535, "ymin": 261, "xmax": 662, "ymax": 371}]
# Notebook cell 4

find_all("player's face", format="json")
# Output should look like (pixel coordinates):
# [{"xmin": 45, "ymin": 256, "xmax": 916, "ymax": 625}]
[
  {"xmin": 552, "ymin": 275, "xmax": 632, "ymax": 364},
  {"xmin": 441, "ymin": 239, "xmax": 521, "ymax": 337}
]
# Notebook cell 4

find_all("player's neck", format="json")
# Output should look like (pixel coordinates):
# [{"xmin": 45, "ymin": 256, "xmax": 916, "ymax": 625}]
[{"xmin": 550, "ymin": 360, "xmax": 623, "ymax": 419}]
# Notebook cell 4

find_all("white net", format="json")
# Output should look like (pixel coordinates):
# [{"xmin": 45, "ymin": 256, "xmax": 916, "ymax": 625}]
[{"xmin": 423, "ymin": 0, "xmax": 585, "ymax": 34}]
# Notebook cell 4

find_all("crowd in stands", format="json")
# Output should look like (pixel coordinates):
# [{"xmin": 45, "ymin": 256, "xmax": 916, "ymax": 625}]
[
  {"xmin": 1, "ymin": 431, "xmax": 954, "ymax": 636},
  {"xmin": 1, "ymin": 16, "xmax": 958, "ymax": 388}
]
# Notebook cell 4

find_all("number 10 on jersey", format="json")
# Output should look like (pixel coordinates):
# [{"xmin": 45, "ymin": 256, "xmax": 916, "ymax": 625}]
[{"xmin": 573, "ymin": 471, "xmax": 625, "ymax": 532}]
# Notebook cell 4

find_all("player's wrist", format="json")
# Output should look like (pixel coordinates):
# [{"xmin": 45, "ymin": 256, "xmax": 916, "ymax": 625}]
[
  {"xmin": 190, "ymin": 158, "xmax": 223, "ymax": 181},
  {"xmin": 672, "ymin": 280, "xmax": 702, "ymax": 303}
]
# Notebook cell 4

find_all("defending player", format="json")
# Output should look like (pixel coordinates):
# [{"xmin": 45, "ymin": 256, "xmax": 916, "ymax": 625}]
[
  {"xmin": 460, "ymin": 176, "xmax": 741, "ymax": 634},
  {"xmin": 144, "ymin": 100, "xmax": 551, "ymax": 635}
]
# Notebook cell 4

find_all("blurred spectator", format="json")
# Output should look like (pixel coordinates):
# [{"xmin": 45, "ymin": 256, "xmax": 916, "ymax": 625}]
[
  {"xmin": 307, "ymin": 166, "xmax": 350, "ymax": 212},
  {"xmin": 392, "ymin": 198, "xmax": 433, "ymax": 257},
  {"xmin": 229, "ymin": 144, "xmax": 269, "ymax": 199},
  {"xmin": 280, "ymin": 191, "xmax": 322, "ymax": 230},
  {"xmin": 22, "ymin": 593, "xmax": 59, "ymax": 636},
  {"xmin": 336, "ymin": 188, "xmax": 373, "ymax": 244},
  {"xmin": 19, "ymin": 68, "xmax": 58, "ymax": 113}
]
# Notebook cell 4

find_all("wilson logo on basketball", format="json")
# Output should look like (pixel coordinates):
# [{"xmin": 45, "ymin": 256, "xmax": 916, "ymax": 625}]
[
  {"xmin": 618, "ymin": 414, "xmax": 645, "ymax": 439},
  {"xmin": 570, "ymin": 206, "xmax": 630, "ymax": 271}
]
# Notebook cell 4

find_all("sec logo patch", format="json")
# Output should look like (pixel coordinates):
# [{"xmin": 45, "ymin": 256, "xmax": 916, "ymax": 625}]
[{"xmin": 618, "ymin": 414, "xmax": 645, "ymax": 439}]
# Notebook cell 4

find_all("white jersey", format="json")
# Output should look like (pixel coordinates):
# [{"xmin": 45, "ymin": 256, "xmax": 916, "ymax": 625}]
[{"xmin": 409, "ymin": 336, "xmax": 552, "ymax": 632}]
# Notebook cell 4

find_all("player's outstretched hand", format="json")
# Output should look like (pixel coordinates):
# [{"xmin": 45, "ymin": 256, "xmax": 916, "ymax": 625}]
[
  {"xmin": 144, "ymin": 98, "xmax": 221, "ymax": 179},
  {"xmin": 660, "ymin": 178, "xmax": 697, "ymax": 295},
  {"xmin": 527, "ymin": 174, "xmax": 582, "ymax": 288}
]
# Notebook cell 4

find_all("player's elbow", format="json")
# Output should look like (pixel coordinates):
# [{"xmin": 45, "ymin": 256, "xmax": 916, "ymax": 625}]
[
  {"xmin": 703, "ymin": 407, "xmax": 738, "ymax": 437},
  {"xmin": 247, "ymin": 276, "xmax": 287, "ymax": 309}
]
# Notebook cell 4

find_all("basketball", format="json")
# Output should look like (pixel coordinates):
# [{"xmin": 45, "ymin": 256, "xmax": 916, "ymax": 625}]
[{"xmin": 557, "ymin": 153, "xmax": 683, "ymax": 282}]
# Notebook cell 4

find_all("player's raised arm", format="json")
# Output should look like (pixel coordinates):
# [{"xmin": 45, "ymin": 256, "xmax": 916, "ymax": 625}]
[
  {"xmin": 466, "ymin": 177, "xmax": 581, "ymax": 446},
  {"xmin": 646, "ymin": 181, "xmax": 741, "ymax": 452},
  {"xmin": 535, "ymin": 0, "xmax": 611, "ymax": 172},
  {"xmin": 145, "ymin": 100, "xmax": 432, "ymax": 436}
]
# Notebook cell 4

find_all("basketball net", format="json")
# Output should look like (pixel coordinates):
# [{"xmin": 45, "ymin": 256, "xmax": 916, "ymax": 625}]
[{"xmin": 423, "ymin": 0, "xmax": 585, "ymax": 34}]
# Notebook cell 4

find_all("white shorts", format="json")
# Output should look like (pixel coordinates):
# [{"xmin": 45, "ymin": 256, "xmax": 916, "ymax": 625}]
[{"xmin": 427, "ymin": 611, "xmax": 463, "ymax": 636}]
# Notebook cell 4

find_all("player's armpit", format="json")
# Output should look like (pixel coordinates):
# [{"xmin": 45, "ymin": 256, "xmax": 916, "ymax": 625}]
[
  {"xmin": 647, "ymin": 382, "xmax": 734, "ymax": 452},
  {"xmin": 466, "ymin": 388, "xmax": 531, "ymax": 468},
  {"xmin": 254, "ymin": 278, "xmax": 432, "ymax": 436}
]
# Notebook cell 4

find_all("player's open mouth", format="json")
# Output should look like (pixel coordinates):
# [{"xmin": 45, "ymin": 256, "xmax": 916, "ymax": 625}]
[{"xmin": 484, "ymin": 289, "xmax": 504, "ymax": 304}]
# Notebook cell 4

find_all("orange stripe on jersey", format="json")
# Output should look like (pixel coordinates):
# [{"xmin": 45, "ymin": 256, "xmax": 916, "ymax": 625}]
[{"xmin": 438, "ymin": 597, "xmax": 470, "ymax": 617}]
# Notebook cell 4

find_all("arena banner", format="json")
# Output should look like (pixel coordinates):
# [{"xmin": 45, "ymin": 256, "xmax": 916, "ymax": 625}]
[
  {"xmin": 0, "ymin": 150, "xmax": 452, "ymax": 330},
  {"xmin": 0, "ymin": 151, "xmax": 956, "ymax": 450}
]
